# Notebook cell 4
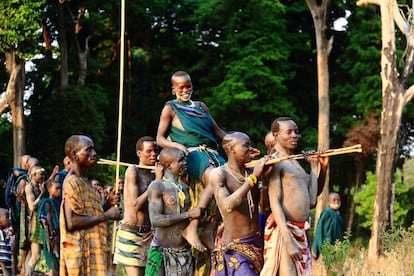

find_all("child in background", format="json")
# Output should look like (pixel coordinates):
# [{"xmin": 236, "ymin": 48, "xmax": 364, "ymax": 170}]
[
  {"xmin": 38, "ymin": 179, "xmax": 61, "ymax": 276},
  {"xmin": 0, "ymin": 208, "xmax": 12, "ymax": 276}
]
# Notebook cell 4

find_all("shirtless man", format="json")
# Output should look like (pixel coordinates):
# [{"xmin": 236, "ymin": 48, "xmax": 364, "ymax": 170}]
[
  {"xmin": 113, "ymin": 136, "xmax": 162, "ymax": 276},
  {"xmin": 261, "ymin": 117, "xmax": 329, "ymax": 276},
  {"xmin": 210, "ymin": 132, "xmax": 269, "ymax": 275},
  {"xmin": 146, "ymin": 147, "xmax": 202, "ymax": 276},
  {"xmin": 156, "ymin": 71, "xmax": 226, "ymax": 253}
]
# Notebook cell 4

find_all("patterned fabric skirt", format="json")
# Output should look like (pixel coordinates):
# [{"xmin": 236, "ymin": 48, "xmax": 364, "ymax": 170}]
[
  {"xmin": 113, "ymin": 225, "xmax": 153, "ymax": 267},
  {"xmin": 29, "ymin": 211, "xmax": 42, "ymax": 244},
  {"xmin": 211, "ymin": 234, "xmax": 263, "ymax": 276}
]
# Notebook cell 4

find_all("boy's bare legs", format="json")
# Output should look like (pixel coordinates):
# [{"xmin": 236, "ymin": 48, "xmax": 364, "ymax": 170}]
[
  {"xmin": 181, "ymin": 167, "xmax": 215, "ymax": 252},
  {"xmin": 200, "ymin": 210, "xmax": 221, "ymax": 251}
]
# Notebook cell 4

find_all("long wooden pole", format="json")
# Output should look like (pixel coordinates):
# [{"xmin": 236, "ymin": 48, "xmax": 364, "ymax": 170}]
[
  {"xmin": 111, "ymin": 0, "xmax": 126, "ymax": 255},
  {"xmin": 98, "ymin": 158, "xmax": 154, "ymax": 170},
  {"xmin": 99, "ymin": 145, "xmax": 362, "ymax": 171},
  {"xmin": 245, "ymin": 144, "xmax": 362, "ymax": 168}
]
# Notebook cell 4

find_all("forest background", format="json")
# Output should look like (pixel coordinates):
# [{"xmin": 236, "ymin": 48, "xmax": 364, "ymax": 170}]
[{"xmin": 0, "ymin": 0, "xmax": 414, "ymax": 272}]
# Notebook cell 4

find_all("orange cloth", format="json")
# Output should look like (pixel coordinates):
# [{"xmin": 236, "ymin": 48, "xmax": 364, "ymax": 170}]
[{"xmin": 59, "ymin": 174, "xmax": 108, "ymax": 275}]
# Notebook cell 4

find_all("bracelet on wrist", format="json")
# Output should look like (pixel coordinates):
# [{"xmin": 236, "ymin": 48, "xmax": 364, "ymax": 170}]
[{"xmin": 247, "ymin": 174, "xmax": 257, "ymax": 188}]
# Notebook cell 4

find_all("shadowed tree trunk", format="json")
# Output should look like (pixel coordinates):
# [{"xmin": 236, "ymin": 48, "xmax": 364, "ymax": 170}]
[
  {"xmin": 357, "ymin": 0, "xmax": 414, "ymax": 260},
  {"xmin": 305, "ymin": 0, "xmax": 333, "ymax": 231},
  {"xmin": 5, "ymin": 51, "xmax": 25, "ymax": 167},
  {"xmin": 58, "ymin": 1, "xmax": 69, "ymax": 89}
]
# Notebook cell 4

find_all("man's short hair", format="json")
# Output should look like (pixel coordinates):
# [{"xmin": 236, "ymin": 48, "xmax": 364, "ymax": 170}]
[
  {"xmin": 65, "ymin": 135, "xmax": 83, "ymax": 158},
  {"xmin": 136, "ymin": 136, "xmax": 156, "ymax": 151},
  {"xmin": 271, "ymin": 117, "xmax": 293, "ymax": 133}
]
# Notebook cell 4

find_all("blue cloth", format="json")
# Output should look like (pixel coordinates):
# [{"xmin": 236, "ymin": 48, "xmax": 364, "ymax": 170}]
[{"xmin": 167, "ymin": 100, "xmax": 226, "ymax": 181}]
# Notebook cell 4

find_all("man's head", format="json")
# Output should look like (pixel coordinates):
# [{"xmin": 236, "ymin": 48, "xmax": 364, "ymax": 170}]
[
  {"xmin": 171, "ymin": 71, "xmax": 193, "ymax": 103},
  {"xmin": 0, "ymin": 208, "xmax": 10, "ymax": 229},
  {"xmin": 30, "ymin": 165, "xmax": 46, "ymax": 183},
  {"xmin": 63, "ymin": 156, "xmax": 71, "ymax": 171},
  {"xmin": 264, "ymin": 131, "xmax": 276, "ymax": 154},
  {"xmin": 91, "ymin": 179, "xmax": 100, "ymax": 190},
  {"xmin": 328, "ymin": 192, "xmax": 341, "ymax": 210},
  {"xmin": 27, "ymin": 157, "xmax": 40, "ymax": 170},
  {"xmin": 222, "ymin": 132, "xmax": 254, "ymax": 163},
  {"xmin": 20, "ymin": 155, "xmax": 31, "ymax": 170},
  {"xmin": 159, "ymin": 147, "xmax": 187, "ymax": 176},
  {"xmin": 46, "ymin": 179, "xmax": 61, "ymax": 199},
  {"xmin": 271, "ymin": 117, "xmax": 299, "ymax": 151},
  {"xmin": 136, "ymin": 136, "xmax": 158, "ymax": 166},
  {"xmin": 117, "ymin": 178, "xmax": 124, "ymax": 192},
  {"xmin": 65, "ymin": 135, "xmax": 97, "ymax": 167}
]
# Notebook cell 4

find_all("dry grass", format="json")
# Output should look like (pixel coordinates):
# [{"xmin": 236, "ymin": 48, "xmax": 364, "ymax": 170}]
[{"xmin": 312, "ymin": 228, "xmax": 414, "ymax": 276}]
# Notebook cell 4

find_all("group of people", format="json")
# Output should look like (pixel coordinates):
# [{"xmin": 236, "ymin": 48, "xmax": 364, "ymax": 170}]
[
  {"xmin": 2, "ymin": 70, "xmax": 345, "ymax": 276},
  {"xmin": 3, "ymin": 154, "xmax": 70, "ymax": 276}
]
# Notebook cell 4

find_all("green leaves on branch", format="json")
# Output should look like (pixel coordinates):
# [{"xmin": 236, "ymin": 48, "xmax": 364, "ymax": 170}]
[{"xmin": 0, "ymin": 0, "xmax": 45, "ymax": 57}]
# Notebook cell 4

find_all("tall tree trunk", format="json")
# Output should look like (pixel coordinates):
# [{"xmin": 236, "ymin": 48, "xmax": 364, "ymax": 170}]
[
  {"xmin": 58, "ymin": 1, "xmax": 69, "ymax": 89},
  {"xmin": 74, "ymin": 7, "xmax": 90, "ymax": 86},
  {"xmin": 357, "ymin": 0, "xmax": 414, "ymax": 259},
  {"xmin": 305, "ymin": 0, "xmax": 333, "ymax": 231},
  {"xmin": 367, "ymin": 0, "xmax": 400, "ymax": 259},
  {"xmin": 5, "ymin": 51, "xmax": 26, "ymax": 167}
]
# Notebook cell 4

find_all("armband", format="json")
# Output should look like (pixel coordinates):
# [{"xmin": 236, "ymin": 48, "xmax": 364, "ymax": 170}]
[{"xmin": 247, "ymin": 174, "xmax": 257, "ymax": 188}]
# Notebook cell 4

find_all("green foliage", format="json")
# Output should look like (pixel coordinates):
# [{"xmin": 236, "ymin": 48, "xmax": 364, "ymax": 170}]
[
  {"xmin": 0, "ymin": 117, "xmax": 12, "ymax": 178},
  {"xmin": 320, "ymin": 236, "xmax": 351, "ymax": 276},
  {"xmin": 0, "ymin": 0, "xmax": 45, "ymax": 57},
  {"xmin": 330, "ymin": 2, "xmax": 382, "ymax": 141},
  {"xmin": 192, "ymin": 0, "xmax": 296, "ymax": 147},
  {"xmin": 26, "ymin": 85, "xmax": 107, "ymax": 169},
  {"xmin": 354, "ymin": 169, "xmax": 414, "ymax": 231},
  {"xmin": 1, "ymin": 0, "xmax": 411, "ymax": 206},
  {"xmin": 403, "ymin": 158, "xmax": 414, "ymax": 188}
]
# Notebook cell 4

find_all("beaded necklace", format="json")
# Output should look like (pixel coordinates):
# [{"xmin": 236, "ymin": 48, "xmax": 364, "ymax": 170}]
[
  {"xmin": 223, "ymin": 164, "xmax": 255, "ymax": 219},
  {"xmin": 162, "ymin": 177, "xmax": 185, "ymax": 214},
  {"xmin": 224, "ymin": 163, "xmax": 245, "ymax": 183}
]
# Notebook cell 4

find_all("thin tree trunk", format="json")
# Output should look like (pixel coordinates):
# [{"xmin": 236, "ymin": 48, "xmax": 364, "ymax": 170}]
[
  {"xmin": 5, "ymin": 51, "xmax": 26, "ymax": 167},
  {"xmin": 367, "ymin": 0, "xmax": 402, "ymax": 259},
  {"xmin": 74, "ymin": 7, "xmax": 90, "ymax": 86},
  {"xmin": 58, "ymin": 1, "xmax": 68, "ymax": 89},
  {"xmin": 357, "ymin": 0, "xmax": 414, "ymax": 259},
  {"xmin": 305, "ymin": 0, "xmax": 332, "ymax": 231},
  {"xmin": 77, "ymin": 49, "xmax": 88, "ymax": 86}
]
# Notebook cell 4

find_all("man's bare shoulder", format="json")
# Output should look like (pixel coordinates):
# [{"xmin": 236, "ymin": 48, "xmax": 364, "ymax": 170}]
[
  {"xmin": 160, "ymin": 102, "xmax": 174, "ymax": 116},
  {"xmin": 210, "ymin": 166, "xmax": 226, "ymax": 185},
  {"xmin": 210, "ymin": 166, "xmax": 225, "ymax": 177},
  {"xmin": 125, "ymin": 165, "xmax": 138, "ymax": 177},
  {"xmin": 147, "ymin": 179, "xmax": 165, "ymax": 192}
]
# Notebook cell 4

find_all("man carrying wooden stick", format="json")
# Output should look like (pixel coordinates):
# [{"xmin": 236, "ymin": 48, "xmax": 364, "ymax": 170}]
[
  {"xmin": 113, "ymin": 136, "xmax": 163, "ymax": 276},
  {"xmin": 261, "ymin": 117, "xmax": 329, "ymax": 276}
]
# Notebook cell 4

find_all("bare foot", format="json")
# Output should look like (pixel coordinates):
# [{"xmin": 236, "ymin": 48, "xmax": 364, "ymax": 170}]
[
  {"xmin": 182, "ymin": 220, "xmax": 207, "ymax": 252},
  {"xmin": 200, "ymin": 220, "xmax": 217, "ymax": 251}
]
